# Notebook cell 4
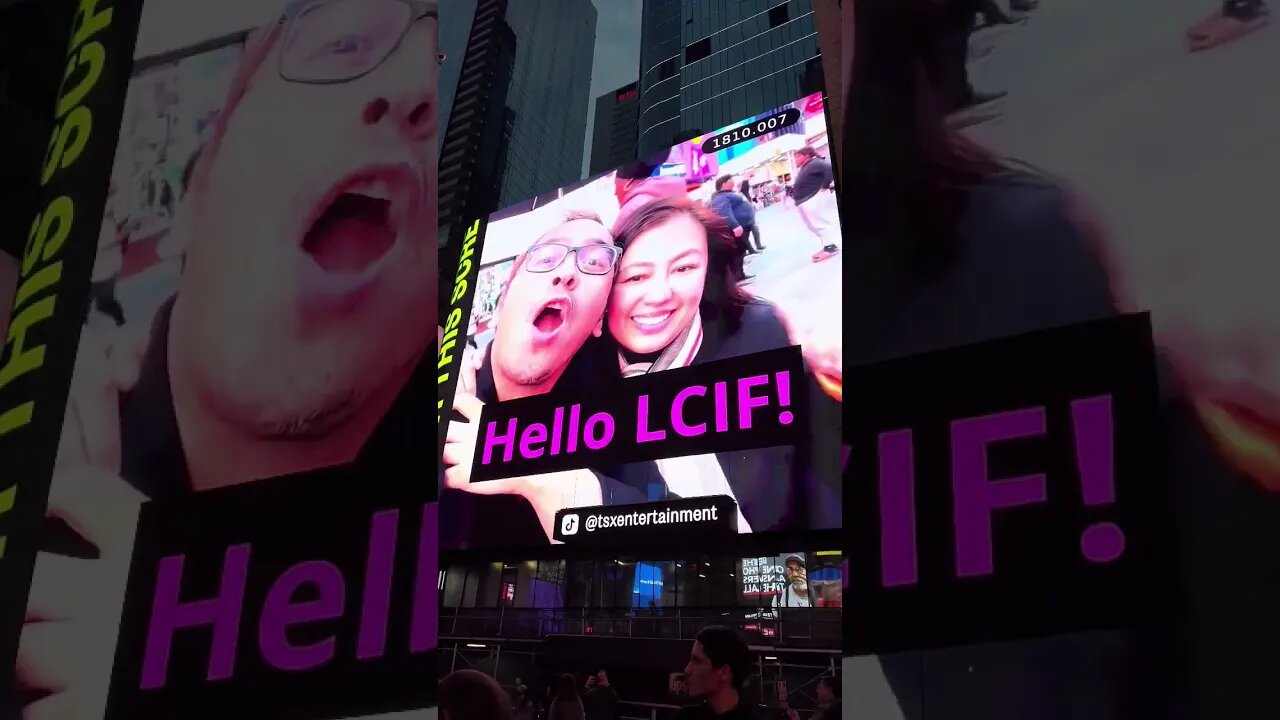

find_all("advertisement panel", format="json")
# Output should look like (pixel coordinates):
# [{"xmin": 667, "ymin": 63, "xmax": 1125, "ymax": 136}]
[
  {"xmin": 2, "ymin": 0, "xmax": 439, "ymax": 718},
  {"xmin": 438, "ymin": 91, "xmax": 844, "ymax": 551},
  {"xmin": 739, "ymin": 550, "xmax": 843, "ymax": 609}
]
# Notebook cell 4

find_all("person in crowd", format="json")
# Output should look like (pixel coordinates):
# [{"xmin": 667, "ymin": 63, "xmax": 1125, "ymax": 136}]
[
  {"xmin": 783, "ymin": 674, "xmax": 840, "ymax": 720},
  {"xmin": 772, "ymin": 555, "xmax": 812, "ymax": 608},
  {"xmin": 17, "ymin": 1, "xmax": 440, "ymax": 716},
  {"xmin": 1186, "ymin": 0, "xmax": 1270, "ymax": 50},
  {"xmin": 738, "ymin": 178, "xmax": 756, "ymax": 208},
  {"xmin": 790, "ymin": 147, "xmax": 840, "ymax": 262},
  {"xmin": 614, "ymin": 149, "xmax": 687, "ymax": 229},
  {"xmin": 708, "ymin": 174, "xmax": 758, "ymax": 280},
  {"xmin": 711, "ymin": 174, "xmax": 765, "ymax": 255},
  {"xmin": 678, "ymin": 626, "xmax": 759, "ymax": 719},
  {"xmin": 550, "ymin": 674, "xmax": 587, "ymax": 720},
  {"xmin": 584, "ymin": 669, "xmax": 619, "ymax": 720},
  {"xmin": 847, "ymin": 1, "xmax": 1280, "ymax": 718},
  {"xmin": 440, "ymin": 669, "xmax": 514, "ymax": 720}
]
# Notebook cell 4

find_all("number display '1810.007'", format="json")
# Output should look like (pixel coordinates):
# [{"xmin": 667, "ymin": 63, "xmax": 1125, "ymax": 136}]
[{"xmin": 700, "ymin": 107, "xmax": 802, "ymax": 153}]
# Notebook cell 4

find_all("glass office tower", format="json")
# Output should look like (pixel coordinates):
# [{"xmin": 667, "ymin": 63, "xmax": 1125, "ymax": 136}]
[{"xmin": 638, "ymin": 0, "xmax": 823, "ymax": 156}]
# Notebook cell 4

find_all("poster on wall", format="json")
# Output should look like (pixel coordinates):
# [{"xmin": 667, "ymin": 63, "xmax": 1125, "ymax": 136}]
[{"xmin": 1, "ymin": 0, "xmax": 440, "ymax": 718}]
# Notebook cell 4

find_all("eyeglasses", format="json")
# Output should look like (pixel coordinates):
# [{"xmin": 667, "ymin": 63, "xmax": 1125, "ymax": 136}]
[
  {"xmin": 279, "ymin": 0, "xmax": 437, "ymax": 85},
  {"xmin": 524, "ymin": 244, "xmax": 620, "ymax": 276}
]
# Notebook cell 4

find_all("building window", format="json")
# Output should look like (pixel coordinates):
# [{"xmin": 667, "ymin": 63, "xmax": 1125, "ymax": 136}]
[
  {"xmin": 685, "ymin": 36, "xmax": 712, "ymax": 64},
  {"xmin": 659, "ymin": 57, "xmax": 678, "ymax": 80},
  {"xmin": 769, "ymin": 3, "xmax": 790, "ymax": 28}
]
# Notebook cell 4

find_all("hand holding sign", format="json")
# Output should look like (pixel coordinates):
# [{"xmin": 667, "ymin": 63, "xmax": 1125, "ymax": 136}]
[
  {"xmin": 17, "ymin": 322, "xmax": 146, "ymax": 719},
  {"xmin": 444, "ymin": 392, "xmax": 602, "ymax": 542}
]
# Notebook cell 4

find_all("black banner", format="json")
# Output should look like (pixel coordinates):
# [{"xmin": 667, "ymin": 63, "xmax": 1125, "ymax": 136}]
[
  {"xmin": 844, "ymin": 314, "xmax": 1165, "ymax": 655},
  {"xmin": 0, "ymin": 0, "xmax": 145, "ymax": 706},
  {"xmin": 552, "ymin": 495, "xmax": 738, "ymax": 546},
  {"xmin": 471, "ymin": 347, "xmax": 806, "ymax": 481},
  {"xmin": 106, "ymin": 468, "xmax": 436, "ymax": 719},
  {"xmin": 436, "ymin": 217, "xmax": 487, "ymax": 454}
]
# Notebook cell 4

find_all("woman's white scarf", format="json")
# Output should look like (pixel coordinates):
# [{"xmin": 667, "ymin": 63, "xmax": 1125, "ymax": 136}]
[{"xmin": 618, "ymin": 313, "xmax": 752, "ymax": 533}]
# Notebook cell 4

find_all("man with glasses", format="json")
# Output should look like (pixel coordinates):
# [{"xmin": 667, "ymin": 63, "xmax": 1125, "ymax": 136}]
[
  {"xmin": 441, "ymin": 212, "xmax": 618, "ymax": 547},
  {"xmin": 17, "ymin": 1, "xmax": 438, "ymax": 716},
  {"xmin": 483, "ymin": 211, "xmax": 618, "ymax": 403}
]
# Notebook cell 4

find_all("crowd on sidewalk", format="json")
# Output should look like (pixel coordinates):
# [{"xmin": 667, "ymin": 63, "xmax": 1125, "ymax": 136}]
[{"xmin": 437, "ymin": 628, "xmax": 841, "ymax": 720}]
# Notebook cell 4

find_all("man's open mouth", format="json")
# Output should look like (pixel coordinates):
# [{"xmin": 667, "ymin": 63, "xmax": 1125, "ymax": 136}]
[
  {"xmin": 532, "ymin": 299, "xmax": 569, "ymax": 336},
  {"xmin": 302, "ymin": 171, "xmax": 414, "ymax": 274}
]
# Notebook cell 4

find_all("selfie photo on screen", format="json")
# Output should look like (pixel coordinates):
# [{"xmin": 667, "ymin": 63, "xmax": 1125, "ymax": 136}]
[{"xmin": 440, "ymin": 92, "xmax": 844, "ymax": 549}]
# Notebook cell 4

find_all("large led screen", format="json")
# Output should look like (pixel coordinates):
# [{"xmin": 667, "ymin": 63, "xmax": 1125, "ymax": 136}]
[{"xmin": 439, "ymin": 91, "xmax": 844, "ymax": 550}]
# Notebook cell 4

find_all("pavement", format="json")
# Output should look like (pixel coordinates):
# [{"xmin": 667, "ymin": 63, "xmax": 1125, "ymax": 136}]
[
  {"xmin": 737, "ymin": 201, "xmax": 844, "ymax": 317},
  {"xmin": 962, "ymin": 0, "xmax": 1279, "ymax": 328}
]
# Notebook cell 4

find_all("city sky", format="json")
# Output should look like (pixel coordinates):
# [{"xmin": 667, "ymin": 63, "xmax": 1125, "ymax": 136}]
[{"xmin": 583, "ymin": 0, "xmax": 644, "ymax": 176}]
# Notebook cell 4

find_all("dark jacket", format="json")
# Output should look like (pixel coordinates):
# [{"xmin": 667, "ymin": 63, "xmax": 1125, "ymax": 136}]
[
  {"xmin": 710, "ymin": 189, "xmax": 756, "ymax": 230},
  {"xmin": 792, "ymin": 156, "xmax": 833, "ymax": 205},
  {"xmin": 594, "ymin": 301, "xmax": 843, "ymax": 532},
  {"xmin": 584, "ymin": 685, "xmax": 619, "ymax": 720}
]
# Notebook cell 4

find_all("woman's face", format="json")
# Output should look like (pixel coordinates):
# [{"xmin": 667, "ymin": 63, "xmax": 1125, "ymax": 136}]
[{"xmin": 609, "ymin": 213, "xmax": 709, "ymax": 354}]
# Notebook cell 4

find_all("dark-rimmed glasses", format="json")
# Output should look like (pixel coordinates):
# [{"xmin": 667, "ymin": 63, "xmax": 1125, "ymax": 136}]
[
  {"xmin": 279, "ymin": 0, "xmax": 437, "ymax": 85},
  {"xmin": 524, "ymin": 244, "xmax": 620, "ymax": 276}
]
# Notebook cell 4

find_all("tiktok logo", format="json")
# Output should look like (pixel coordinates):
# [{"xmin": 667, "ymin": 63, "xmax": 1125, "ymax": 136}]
[{"xmin": 561, "ymin": 514, "xmax": 580, "ymax": 536}]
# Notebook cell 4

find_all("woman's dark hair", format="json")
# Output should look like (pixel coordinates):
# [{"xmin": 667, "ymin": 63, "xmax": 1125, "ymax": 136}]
[
  {"xmin": 844, "ymin": 0, "xmax": 1006, "ymax": 345},
  {"xmin": 555, "ymin": 673, "xmax": 579, "ymax": 701},
  {"xmin": 609, "ymin": 194, "xmax": 753, "ymax": 335}
]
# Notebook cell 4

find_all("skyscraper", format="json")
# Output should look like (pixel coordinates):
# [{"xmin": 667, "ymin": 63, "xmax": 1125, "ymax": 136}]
[
  {"xmin": 589, "ymin": 82, "xmax": 640, "ymax": 177},
  {"xmin": 436, "ymin": 0, "xmax": 478, "ymax": 156},
  {"xmin": 437, "ymin": 0, "xmax": 517, "ymax": 248},
  {"xmin": 437, "ymin": 0, "xmax": 597, "ymax": 248},
  {"xmin": 637, "ymin": 0, "xmax": 824, "ymax": 157},
  {"xmin": 498, "ymin": 0, "xmax": 597, "ymax": 207}
]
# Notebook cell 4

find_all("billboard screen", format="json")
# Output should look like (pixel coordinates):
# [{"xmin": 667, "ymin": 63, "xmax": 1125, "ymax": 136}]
[
  {"xmin": 2, "ymin": 0, "xmax": 439, "ymax": 718},
  {"xmin": 439, "ymin": 91, "xmax": 844, "ymax": 550},
  {"xmin": 738, "ymin": 550, "xmax": 843, "ymax": 608}
]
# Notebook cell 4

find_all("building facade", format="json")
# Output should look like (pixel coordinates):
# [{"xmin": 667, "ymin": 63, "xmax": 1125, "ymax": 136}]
[
  {"xmin": 437, "ymin": 0, "xmax": 597, "ymax": 250},
  {"xmin": 498, "ymin": 0, "xmax": 596, "ymax": 208},
  {"xmin": 437, "ymin": 0, "xmax": 517, "ymax": 250},
  {"xmin": 588, "ymin": 82, "xmax": 641, "ymax": 176},
  {"xmin": 637, "ymin": 0, "xmax": 824, "ymax": 157},
  {"xmin": 436, "ymin": 0, "xmax": 478, "ymax": 157}
]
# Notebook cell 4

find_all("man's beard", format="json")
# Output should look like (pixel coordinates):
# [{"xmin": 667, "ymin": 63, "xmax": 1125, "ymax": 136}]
[
  {"xmin": 252, "ymin": 387, "xmax": 365, "ymax": 440},
  {"xmin": 496, "ymin": 347, "xmax": 556, "ymax": 388}
]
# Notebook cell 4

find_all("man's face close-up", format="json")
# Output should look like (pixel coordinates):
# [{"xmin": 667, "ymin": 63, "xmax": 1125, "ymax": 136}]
[
  {"xmin": 178, "ymin": 0, "xmax": 438, "ymax": 438},
  {"xmin": 786, "ymin": 560, "xmax": 808, "ymax": 591},
  {"xmin": 490, "ymin": 219, "xmax": 614, "ymax": 392}
]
